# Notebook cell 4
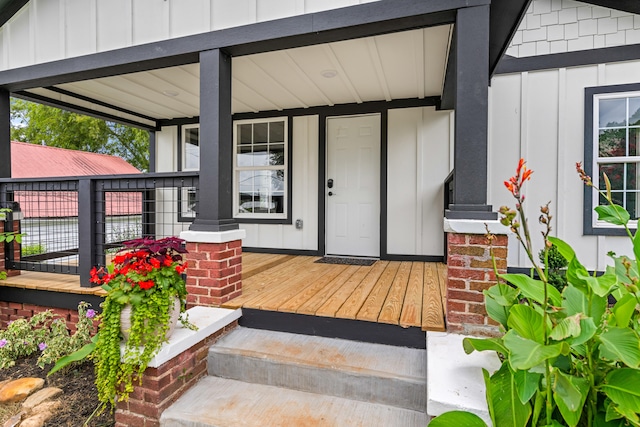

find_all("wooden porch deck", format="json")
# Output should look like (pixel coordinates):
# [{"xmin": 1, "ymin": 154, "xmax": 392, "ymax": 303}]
[
  {"xmin": 0, "ymin": 253, "xmax": 447, "ymax": 332},
  {"xmin": 224, "ymin": 253, "xmax": 447, "ymax": 332}
]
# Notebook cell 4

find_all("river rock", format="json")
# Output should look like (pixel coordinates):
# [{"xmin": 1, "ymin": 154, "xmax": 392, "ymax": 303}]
[
  {"xmin": 19, "ymin": 400, "xmax": 61, "ymax": 427},
  {"xmin": 22, "ymin": 387, "xmax": 63, "ymax": 409},
  {"xmin": 2, "ymin": 412, "xmax": 24, "ymax": 427},
  {"xmin": 0, "ymin": 378, "xmax": 44, "ymax": 403}
]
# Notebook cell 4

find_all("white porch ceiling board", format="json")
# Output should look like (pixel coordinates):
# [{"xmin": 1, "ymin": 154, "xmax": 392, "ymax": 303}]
[
  {"xmin": 24, "ymin": 87, "xmax": 156, "ymax": 127},
  {"xmin": 148, "ymin": 64, "xmax": 200, "ymax": 98},
  {"xmin": 422, "ymin": 25, "xmax": 452, "ymax": 97},
  {"xmin": 58, "ymin": 79, "xmax": 186, "ymax": 120}
]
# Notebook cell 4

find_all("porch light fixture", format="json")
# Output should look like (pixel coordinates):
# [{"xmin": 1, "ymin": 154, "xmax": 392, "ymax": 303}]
[
  {"xmin": 321, "ymin": 69, "xmax": 337, "ymax": 78},
  {"xmin": 162, "ymin": 90, "xmax": 180, "ymax": 97}
]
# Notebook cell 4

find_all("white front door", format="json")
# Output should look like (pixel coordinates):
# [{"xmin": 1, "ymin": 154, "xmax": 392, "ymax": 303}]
[{"xmin": 326, "ymin": 114, "xmax": 380, "ymax": 257}]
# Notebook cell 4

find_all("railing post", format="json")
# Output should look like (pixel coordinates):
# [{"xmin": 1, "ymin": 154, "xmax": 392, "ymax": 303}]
[{"xmin": 78, "ymin": 179, "xmax": 97, "ymax": 287}]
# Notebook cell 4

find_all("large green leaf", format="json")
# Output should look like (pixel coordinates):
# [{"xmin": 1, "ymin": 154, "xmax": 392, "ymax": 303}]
[
  {"xmin": 463, "ymin": 337, "xmax": 508, "ymax": 356},
  {"xmin": 548, "ymin": 237, "xmax": 576, "ymax": 263},
  {"xmin": 570, "ymin": 318, "xmax": 597, "ymax": 347},
  {"xmin": 514, "ymin": 369, "xmax": 541, "ymax": 404},
  {"xmin": 583, "ymin": 266, "xmax": 619, "ymax": 298},
  {"xmin": 612, "ymin": 293, "xmax": 637, "ymax": 328},
  {"xmin": 553, "ymin": 370, "xmax": 589, "ymax": 427},
  {"xmin": 504, "ymin": 330, "xmax": 568, "ymax": 370},
  {"xmin": 599, "ymin": 328, "xmax": 640, "ymax": 368},
  {"xmin": 595, "ymin": 204, "xmax": 630, "ymax": 226},
  {"xmin": 602, "ymin": 369, "xmax": 640, "ymax": 414},
  {"xmin": 500, "ymin": 274, "xmax": 562, "ymax": 306},
  {"xmin": 508, "ymin": 305, "xmax": 546, "ymax": 343},
  {"xmin": 485, "ymin": 363, "xmax": 531, "ymax": 427},
  {"xmin": 429, "ymin": 411, "xmax": 488, "ymax": 427},
  {"xmin": 48, "ymin": 334, "xmax": 98, "ymax": 376},
  {"xmin": 550, "ymin": 314, "xmax": 582, "ymax": 341},
  {"xmin": 484, "ymin": 284, "xmax": 519, "ymax": 328},
  {"xmin": 563, "ymin": 285, "xmax": 607, "ymax": 325}
]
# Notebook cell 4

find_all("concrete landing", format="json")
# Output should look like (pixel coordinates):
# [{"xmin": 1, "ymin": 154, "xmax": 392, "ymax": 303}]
[
  {"xmin": 207, "ymin": 327, "xmax": 426, "ymax": 411},
  {"xmin": 160, "ymin": 376, "xmax": 428, "ymax": 427}
]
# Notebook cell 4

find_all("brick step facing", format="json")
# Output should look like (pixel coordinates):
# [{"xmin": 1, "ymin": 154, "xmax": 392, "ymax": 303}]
[{"xmin": 160, "ymin": 326, "xmax": 428, "ymax": 426}]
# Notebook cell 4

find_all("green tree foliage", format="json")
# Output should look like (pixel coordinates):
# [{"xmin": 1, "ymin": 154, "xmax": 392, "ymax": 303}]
[{"xmin": 10, "ymin": 99, "xmax": 149, "ymax": 171}]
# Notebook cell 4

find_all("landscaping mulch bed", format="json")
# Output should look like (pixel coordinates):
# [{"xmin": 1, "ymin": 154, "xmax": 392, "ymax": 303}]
[{"xmin": 0, "ymin": 356, "xmax": 114, "ymax": 427}]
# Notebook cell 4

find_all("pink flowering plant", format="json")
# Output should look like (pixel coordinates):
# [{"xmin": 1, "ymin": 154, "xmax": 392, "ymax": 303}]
[{"xmin": 432, "ymin": 160, "xmax": 640, "ymax": 427}]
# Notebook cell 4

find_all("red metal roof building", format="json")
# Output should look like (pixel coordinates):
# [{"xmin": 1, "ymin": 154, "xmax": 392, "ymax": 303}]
[{"xmin": 10, "ymin": 141, "xmax": 142, "ymax": 218}]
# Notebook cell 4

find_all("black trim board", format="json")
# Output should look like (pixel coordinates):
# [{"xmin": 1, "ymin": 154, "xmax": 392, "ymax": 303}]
[
  {"xmin": 239, "ymin": 308, "xmax": 426, "ymax": 349},
  {"xmin": 0, "ymin": 286, "xmax": 105, "ymax": 313},
  {"xmin": 488, "ymin": 0, "xmax": 531, "ymax": 78},
  {"xmin": 495, "ymin": 44, "xmax": 640, "ymax": 75},
  {"xmin": 0, "ymin": 0, "xmax": 488, "ymax": 91},
  {"xmin": 12, "ymin": 91, "xmax": 157, "ymax": 131},
  {"xmin": 582, "ymin": 0, "xmax": 640, "ymax": 15},
  {"xmin": 583, "ymin": 83, "xmax": 640, "ymax": 236},
  {"xmin": 385, "ymin": 254, "xmax": 445, "ymax": 263},
  {"xmin": 0, "ymin": 0, "xmax": 27, "ymax": 28},
  {"xmin": 242, "ymin": 247, "xmax": 320, "ymax": 256}
]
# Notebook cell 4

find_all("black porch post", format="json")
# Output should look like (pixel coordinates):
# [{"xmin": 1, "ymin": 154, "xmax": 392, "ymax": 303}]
[
  {"xmin": 446, "ymin": 5, "xmax": 496, "ymax": 220},
  {"xmin": 0, "ymin": 89, "xmax": 10, "ymax": 179},
  {"xmin": 190, "ymin": 48, "xmax": 238, "ymax": 232}
]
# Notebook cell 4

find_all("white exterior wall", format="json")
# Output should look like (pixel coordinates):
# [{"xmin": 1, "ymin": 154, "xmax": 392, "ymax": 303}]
[
  {"xmin": 489, "ymin": 61, "xmax": 640, "ymax": 271},
  {"xmin": 387, "ymin": 107, "xmax": 452, "ymax": 257},
  {"xmin": 507, "ymin": 0, "xmax": 640, "ymax": 58},
  {"xmin": 240, "ymin": 115, "xmax": 319, "ymax": 250},
  {"xmin": 0, "ymin": 0, "xmax": 380, "ymax": 71}
]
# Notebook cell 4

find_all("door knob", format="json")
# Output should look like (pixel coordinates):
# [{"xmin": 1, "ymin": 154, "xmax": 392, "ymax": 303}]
[
  {"xmin": 327, "ymin": 179, "xmax": 334, "ymax": 188},
  {"xmin": 328, "ymin": 191, "xmax": 334, "ymax": 196}
]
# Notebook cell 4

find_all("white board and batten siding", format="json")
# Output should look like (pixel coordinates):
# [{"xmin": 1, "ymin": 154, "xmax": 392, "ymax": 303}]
[
  {"xmin": 387, "ymin": 107, "xmax": 453, "ymax": 257},
  {"xmin": 0, "ymin": 0, "xmax": 381, "ymax": 71},
  {"xmin": 489, "ymin": 61, "xmax": 640, "ymax": 271}
]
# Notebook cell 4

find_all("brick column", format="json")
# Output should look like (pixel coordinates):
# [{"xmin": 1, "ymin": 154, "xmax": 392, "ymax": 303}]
[
  {"xmin": 444, "ymin": 220, "xmax": 508, "ymax": 336},
  {"xmin": 180, "ymin": 230, "xmax": 246, "ymax": 307}
]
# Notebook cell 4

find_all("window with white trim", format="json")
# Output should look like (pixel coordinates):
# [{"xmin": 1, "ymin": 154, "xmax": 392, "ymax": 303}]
[
  {"xmin": 179, "ymin": 124, "xmax": 199, "ymax": 219},
  {"xmin": 590, "ymin": 89, "xmax": 640, "ymax": 230},
  {"xmin": 233, "ymin": 117, "xmax": 287, "ymax": 219}
]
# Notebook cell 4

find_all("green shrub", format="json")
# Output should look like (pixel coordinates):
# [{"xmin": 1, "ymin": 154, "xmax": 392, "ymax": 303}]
[{"xmin": 21, "ymin": 243, "xmax": 46, "ymax": 256}]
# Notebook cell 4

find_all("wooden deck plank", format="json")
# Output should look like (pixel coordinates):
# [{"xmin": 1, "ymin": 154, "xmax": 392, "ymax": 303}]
[
  {"xmin": 399, "ymin": 262, "xmax": 424, "ymax": 328},
  {"xmin": 356, "ymin": 261, "xmax": 400, "ymax": 322},
  {"xmin": 242, "ymin": 253, "xmax": 295, "ymax": 280},
  {"xmin": 315, "ymin": 266, "xmax": 373, "ymax": 318},
  {"xmin": 276, "ymin": 265, "xmax": 354, "ymax": 313},
  {"xmin": 437, "ymin": 262, "xmax": 447, "ymax": 301},
  {"xmin": 296, "ymin": 266, "xmax": 361, "ymax": 316},
  {"xmin": 221, "ymin": 256, "xmax": 314, "ymax": 308},
  {"xmin": 258, "ymin": 263, "xmax": 349, "ymax": 312},
  {"xmin": 422, "ymin": 263, "xmax": 446, "ymax": 332},
  {"xmin": 378, "ymin": 261, "xmax": 412, "ymax": 325},
  {"xmin": 335, "ymin": 261, "xmax": 389, "ymax": 320}
]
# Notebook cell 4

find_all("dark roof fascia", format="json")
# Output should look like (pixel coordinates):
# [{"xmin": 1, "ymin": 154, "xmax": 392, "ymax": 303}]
[
  {"xmin": 494, "ymin": 43, "xmax": 640, "ymax": 75},
  {"xmin": 489, "ymin": 0, "xmax": 532, "ymax": 77},
  {"xmin": 0, "ymin": 0, "xmax": 27, "ymax": 28},
  {"xmin": 0, "ymin": 0, "xmax": 489, "ymax": 92},
  {"xmin": 579, "ymin": 0, "xmax": 640, "ymax": 15}
]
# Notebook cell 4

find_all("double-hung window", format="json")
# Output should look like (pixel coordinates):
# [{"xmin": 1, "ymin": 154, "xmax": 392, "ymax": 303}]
[
  {"xmin": 586, "ymin": 86, "xmax": 640, "ymax": 233},
  {"xmin": 233, "ymin": 117, "xmax": 288, "ymax": 219},
  {"xmin": 179, "ymin": 124, "xmax": 199, "ymax": 219}
]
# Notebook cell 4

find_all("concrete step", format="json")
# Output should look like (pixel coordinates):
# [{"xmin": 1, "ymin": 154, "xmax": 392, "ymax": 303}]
[
  {"xmin": 206, "ymin": 327, "xmax": 426, "ymax": 412},
  {"xmin": 160, "ymin": 376, "xmax": 429, "ymax": 427}
]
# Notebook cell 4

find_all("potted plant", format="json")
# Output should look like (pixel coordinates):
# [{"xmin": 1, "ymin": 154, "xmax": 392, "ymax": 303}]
[{"xmin": 89, "ymin": 236, "xmax": 193, "ymax": 409}]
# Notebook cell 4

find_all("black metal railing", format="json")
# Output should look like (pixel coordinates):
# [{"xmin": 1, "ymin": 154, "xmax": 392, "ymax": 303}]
[
  {"xmin": 443, "ymin": 170, "xmax": 454, "ymax": 261},
  {"xmin": 0, "ymin": 172, "xmax": 199, "ymax": 287}
]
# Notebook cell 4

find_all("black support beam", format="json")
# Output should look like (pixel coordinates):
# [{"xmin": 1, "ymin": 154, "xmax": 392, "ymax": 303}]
[
  {"xmin": 189, "ymin": 49, "xmax": 237, "ymax": 232},
  {"xmin": 446, "ymin": 5, "xmax": 496, "ymax": 221},
  {"xmin": 0, "ymin": 89, "xmax": 9, "ymax": 178}
]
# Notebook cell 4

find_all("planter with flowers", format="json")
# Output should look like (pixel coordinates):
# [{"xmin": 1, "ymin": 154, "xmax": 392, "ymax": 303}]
[{"xmin": 89, "ymin": 236, "xmax": 194, "ymax": 409}]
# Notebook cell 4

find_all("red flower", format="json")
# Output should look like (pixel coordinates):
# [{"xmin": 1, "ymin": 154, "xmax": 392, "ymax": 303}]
[
  {"xmin": 149, "ymin": 257, "xmax": 161, "ymax": 269},
  {"xmin": 138, "ymin": 280, "xmax": 155, "ymax": 290},
  {"xmin": 175, "ymin": 263, "xmax": 187, "ymax": 274},
  {"xmin": 163, "ymin": 256, "xmax": 173, "ymax": 267},
  {"xmin": 504, "ymin": 158, "xmax": 533, "ymax": 201}
]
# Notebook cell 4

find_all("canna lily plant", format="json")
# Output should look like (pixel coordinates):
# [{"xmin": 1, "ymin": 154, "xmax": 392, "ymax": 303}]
[{"xmin": 433, "ymin": 159, "xmax": 640, "ymax": 427}]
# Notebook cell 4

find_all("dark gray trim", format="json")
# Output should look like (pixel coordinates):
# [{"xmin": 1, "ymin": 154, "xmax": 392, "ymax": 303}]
[
  {"xmin": 77, "ymin": 179, "xmax": 97, "ymax": 287},
  {"xmin": 148, "ymin": 130, "xmax": 156, "ymax": 173},
  {"xmin": 583, "ymin": 83, "xmax": 640, "ymax": 236},
  {"xmin": 45, "ymin": 86, "xmax": 158, "ymax": 123},
  {"xmin": 232, "ymin": 97, "xmax": 440, "ymax": 121},
  {"xmin": 384, "ymin": 254, "xmax": 445, "ymax": 262},
  {"xmin": 318, "ymin": 113, "xmax": 327, "ymax": 256},
  {"xmin": 243, "ymin": 247, "xmax": 321, "ymax": 256},
  {"xmin": 239, "ymin": 308, "xmax": 426, "ymax": 349},
  {"xmin": 0, "ymin": 286, "xmax": 104, "ymax": 313},
  {"xmin": 159, "ymin": 117, "xmax": 200, "ymax": 128},
  {"xmin": 581, "ymin": 0, "xmax": 640, "ymax": 15},
  {"xmin": 189, "ymin": 49, "xmax": 238, "ymax": 232},
  {"xmin": 0, "ymin": 89, "xmax": 9, "ymax": 178},
  {"xmin": 488, "ymin": 0, "xmax": 531, "ymax": 77},
  {"xmin": 495, "ymin": 44, "xmax": 640, "ymax": 75},
  {"xmin": 379, "ymin": 110, "xmax": 389, "ymax": 260},
  {"xmin": 440, "ymin": 28, "xmax": 456, "ymax": 111},
  {"xmin": 0, "ymin": 0, "xmax": 28, "ymax": 28},
  {"xmin": 0, "ymin": 0, "xmax": 487, "ymax": 91},
  {"xmin": 12, "ymin": 91, "xmax": 157, "ymax": 131},
  {"xmin": 446, "ymin": 6, "xmax": 495, "ymax": 220}
]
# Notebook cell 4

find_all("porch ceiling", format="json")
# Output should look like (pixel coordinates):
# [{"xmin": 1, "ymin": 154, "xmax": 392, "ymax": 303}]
[{"xmin": 19, "ymin": 25, "xmax": 452, "ymax": 125}]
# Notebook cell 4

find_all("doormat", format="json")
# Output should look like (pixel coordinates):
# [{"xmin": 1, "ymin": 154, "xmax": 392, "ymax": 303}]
[{"xmin": 315, "ymin": 257, "xmax": 377, "ymax": 266}]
